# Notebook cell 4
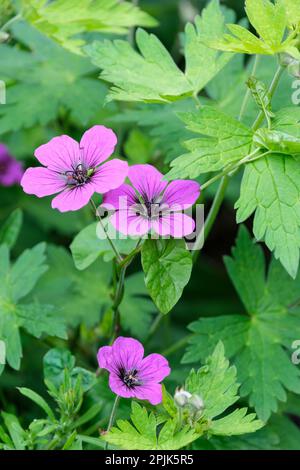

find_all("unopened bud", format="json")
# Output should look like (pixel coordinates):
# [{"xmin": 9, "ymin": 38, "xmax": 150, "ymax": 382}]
[
  {"xmin": 0, "ymin": 31, "xmax": 9, "ymax": 43},
  {"xmin": 174, "ymin": 387, "xmax": 192, "ymax": 407},
  {"xmin": 278, "ymin": 53, "xmax": 300, "ymax": 78},
  {"xmin": 288, "ymin": 63, "xmax": 300, "ymax": 78},
  {"xmin": 189, "ymin": 394, "xmax": 204, "ymax": 411}
]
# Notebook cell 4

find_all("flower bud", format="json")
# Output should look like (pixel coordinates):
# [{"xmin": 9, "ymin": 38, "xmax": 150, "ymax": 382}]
[
  {"xmin": 279, "ymin": 52, "xmax": 300, "ymax": 77},
  {"xmin": 174, "ymin": 387, "xmax": 192, "ymax": 407},
  {"xmin": 0, "ymin": 31, "xmax": 9, "ymax": 43},
  {"xmin": 288, "ymin": 63, "xmax": 300, "ymax": 78},
  {"xmin": 189, "ymin": 394, "xmax": 204, "ymax": 412},
  {"xmin": 279, "ymin": 52, "xmax": 298, "ymax": 68}
]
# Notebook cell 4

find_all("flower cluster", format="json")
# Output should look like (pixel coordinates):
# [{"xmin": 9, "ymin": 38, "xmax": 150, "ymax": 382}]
[
  {"xmin": 103, "ymin": 164, "xmax": 200, "ymax": 238},
  {"xmin": 21, "ymin": 125, "xmax": 200, "ymax": 236},
  {"xmin": 20, "ymin": 125, "xmax": 200, "ymax": 405}
]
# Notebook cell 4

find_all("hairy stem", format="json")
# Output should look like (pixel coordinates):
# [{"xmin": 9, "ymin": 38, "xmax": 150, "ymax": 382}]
[
  {"xmin": 105, "ymin": 395, "xmax": 120, "ymax": 450},
  {"xmin": 90, "ymin": 198, "xmax": 122, "ymax": 263},
  {"xmin": 238, "ymin": 55, "xmax": 260, "ymax": 121},
  {"xmin": 252, "ymin": 65, "xmax": 284, "ymax": 131},
  {"xmin": 1, "ymin": 13, "xmax": 21, "ymax": 32},
  {"xmin": 109, "ymin": 264, "xmax": 128, "ymax": 344}
]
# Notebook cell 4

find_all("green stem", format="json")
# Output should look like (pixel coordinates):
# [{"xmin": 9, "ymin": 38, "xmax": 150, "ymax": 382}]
[
  {"xmin": 109, "ymin": 264, "xmax": 127, "ymax": 344},
  {"xmin": 105, "ymin": 395, "xmax": 120, "ymax": 450},
  {"xmin": 203, "ymin": 176, "xmax": 229, "ymax": 241},
  {"xmin": 252, "ymin": 65, "xmax": 284, "ymax": 131},
  {"xmin": 201, "ymin": 148, "xmax": 262, "ymax": 191},
  {"xmin": 118, "ymin": 241, "xmax": 142, "ymax": 269},
  {"xmin": 90, "ymin": 198, "xmax": 122, "ymax": 263},
  {"xmin": 193, "ymin": 93, "xmax": 201, "ymax": 108},
  {"xmin": 238, "ymin": 55, "xmax": 260, "ymax": 122},
  {"xmin": 1, "ymin": 14, "xmax": 21, "ymax": 32}
]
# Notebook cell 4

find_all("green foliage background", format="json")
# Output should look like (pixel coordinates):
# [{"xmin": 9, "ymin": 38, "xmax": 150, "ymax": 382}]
[{"xmin": 1, "ymin": 0, "xmax": 300, "ymax": 451}]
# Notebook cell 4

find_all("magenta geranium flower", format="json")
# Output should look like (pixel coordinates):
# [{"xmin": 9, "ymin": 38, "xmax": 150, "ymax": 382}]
[
  {"xmin": 102, "ymin": 164, "xmax": 200, "ymax": 237},
  {"xmin": 21, "ymin": 126, "xmax": 128, "ymax": 212},
  {"xmin": 97, "ymin": 337, "xmax": 170, "ymax": 405},
  {"xmin": 0, "ymin": 144, "xmax": 23, "ymax": 187}
]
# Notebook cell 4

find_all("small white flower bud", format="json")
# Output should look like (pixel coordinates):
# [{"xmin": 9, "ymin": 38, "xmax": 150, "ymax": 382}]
[
  {"xmin": 174, "ymin": 387, "xmax": 192, "ymax": 407},
  {"xmin": 189, "ymin": 394, "xmax": 204, "ymax": 411},
  {"xmin": 0, "ymin": 31, "xmax": 9, "ymax": 43}
]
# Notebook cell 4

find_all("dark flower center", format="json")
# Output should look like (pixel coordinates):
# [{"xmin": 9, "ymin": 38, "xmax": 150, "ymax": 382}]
[
  {"xmin": 64, "ymin": 163, "xmax": 94, "ymax": 187},
  {"xmin": 134, "ymin": 193, "xmax": 166, "ymax": 220},
  {"xmin": 119, "ymin": 367, "xmax": 141, "ymax": 389}
]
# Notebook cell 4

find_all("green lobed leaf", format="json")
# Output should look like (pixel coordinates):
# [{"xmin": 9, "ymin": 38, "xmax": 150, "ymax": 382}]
[
  {"xmin": 282, "ymin": 0, "xmax": 300, "ymax": 28},
  {"xmin": 236, "ymin": 154, "xmax": 300, "ymax": 278},
  {"xmin": 43, "ymin": 348, "xmax": 95, "ymax": 392},
  {"xmin": 167, "ymin": 106, "xmax": 253, "ymax": 179},
  {"xmin": 141, "ymin": 239, "xmax": 192, "ymax": 314},
  {"xmin": 184, "ymin": 0, "xmax": 234, "ymax": 94},
  {"xmin": 103, "ymin": 402, "xmax": 200, "ymax": 450},
  {"xmin": 0, "ymin": 242, "xmax": 62, "ymax": 373},
  {"xmin": 85, "ymin": 1, "xmax": 234, "ymax": 103},
  {"xmin": 209, "ymin": 408, "xmax": 263, "ymax": 436},
  {"xmin": 22, "ymin": 0, "xmax": 157, "ymax": 54},
  {"xmin": 16, "ymin": 303, "xmax": 67, "ymax": 340},
  {"xmin": 245, "ymin": 0, "xmax": 286, "ymax": 48},
  {"xmin": 186, "ymin": 342, "xmax": 240, "ymax": 420},
  {"xmin": 209, "ymin": 0, "xmax": 299, "ymax": 58},
  {"xmin": 86, "ymin": 28, "xmax": 193, "ymax": 104},
  {"xmin": 183, "ymin": 226, "xmax": 300, "ymax": 421}
]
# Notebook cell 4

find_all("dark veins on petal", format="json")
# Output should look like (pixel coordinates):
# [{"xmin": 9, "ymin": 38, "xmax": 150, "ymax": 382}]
[{"xmin": 134, "ymin": 191, "xmax": 165, "ymax": 219}]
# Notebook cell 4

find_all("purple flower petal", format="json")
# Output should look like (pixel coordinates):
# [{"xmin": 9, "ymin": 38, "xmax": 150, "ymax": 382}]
[
  {"xmin": 110, "ymin": 212, "xmax": 151, "ymax": 236},
  {"xmin": 152, "ymin": 213, "xmax": 195, "ymax": 237},
  {"xmin": 133, "ymin": 383, "xmax": 163, "ymax": 405},
  {"xmin": 51, "ymin": 184, "xmax": 95, "ymax": 212},
  {"xmin": 92, "ymin": 159, "xmax": 128, "ymax": 194},
  {"xmin": 0, "ymin": 144, "xmax": 24, "ymax": 186},
  {"xmin": 139, "ymin": 353, "xmax": 171, "ymax": 383},
  {"xmin": 97, "ymin": 345, "xmax": 114, "ymax": 373},
  {"xmin": 80, "ymin": 125, "xmax": 117, "ymax": 167},
  {"xmin": 109, "ymin": 374, "xmax": 137, "ymax": 399},
  {"xmin": 111, "ymin": 337, "xmax": 144, "ymax": 371},
  {"xmin": 162, "ymin": 180, "xmax": 200, "ymax": 210},
  {"xmin": 129, "ymin": 164, "xmax": 167, "ymax": 202},
  {"xmin": 97, "ymin": 336, "xmax": 170, "ymax": 405},
  {"xmin": 35, "ymin": 135, "xmax": 80, "ymax": 172},
  {"xmin": 21, "ymin": 167, "xmax": 65, "ymax": 197},
  {"xmin": 102, "ymin": 184, "xmax": 137, "ymax": 210}
]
